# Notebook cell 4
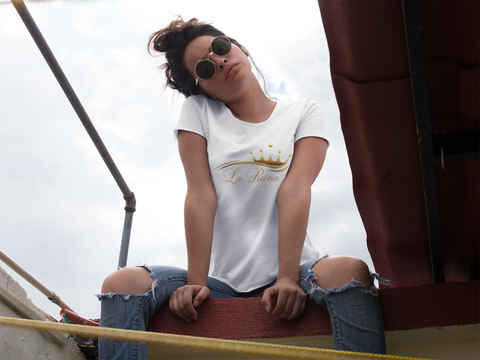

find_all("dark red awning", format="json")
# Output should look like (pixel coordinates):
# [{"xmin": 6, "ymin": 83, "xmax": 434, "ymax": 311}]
[{"xmin": 318, "ymin": 0, "xmax": 479, "ymax": 287}]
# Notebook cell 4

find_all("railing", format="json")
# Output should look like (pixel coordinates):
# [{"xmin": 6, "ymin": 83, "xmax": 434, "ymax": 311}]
[{"xmin": 10, "ymin": 0, "xmax": 135, "ymax": 269}]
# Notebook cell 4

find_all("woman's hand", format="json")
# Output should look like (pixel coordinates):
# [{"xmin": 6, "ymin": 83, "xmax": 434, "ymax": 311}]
[
  {"xmin": 261, "ymin": 278, "xmax": 307, "ymax": 320},
  {"xmin": 169, "ymin": 284, "xmax": 210, "ymax": 322}
]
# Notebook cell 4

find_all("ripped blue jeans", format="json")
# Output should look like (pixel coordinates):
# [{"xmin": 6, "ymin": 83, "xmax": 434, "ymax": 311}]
[{"xmin": 97, "ymin": 257, "xmax": 387, "ymax": 359}]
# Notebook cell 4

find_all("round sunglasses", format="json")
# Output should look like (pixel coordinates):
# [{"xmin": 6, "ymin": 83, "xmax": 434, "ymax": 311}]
[{"xmin": 195, "ymin": 36, "xmax": 232, "ymax": 85}]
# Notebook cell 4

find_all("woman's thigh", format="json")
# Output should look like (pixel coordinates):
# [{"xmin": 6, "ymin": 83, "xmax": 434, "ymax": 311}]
[{"xmin": 145, "ymin": 265, "xmax": 245, "ymax": 304}]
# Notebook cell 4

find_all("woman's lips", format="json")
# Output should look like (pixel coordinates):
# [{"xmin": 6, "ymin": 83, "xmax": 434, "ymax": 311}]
[{"xmin": 225, "ymin": 64, "xmax": 239, "ymax": 79}]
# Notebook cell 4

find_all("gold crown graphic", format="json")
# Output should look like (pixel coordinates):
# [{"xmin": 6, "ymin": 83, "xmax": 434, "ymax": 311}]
[
  {"xmin": 212, "ymin": 142, "xmax": 291, "ymax": 172},
  {"xmin": 250, "ymin": 142, "xmax": 291, "ymax": 167}
]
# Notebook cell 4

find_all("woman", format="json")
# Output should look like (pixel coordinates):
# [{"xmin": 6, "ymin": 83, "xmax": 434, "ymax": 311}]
[{"xmin": 97, "ymin": 17, "xmax": 387, "ymax": 359}]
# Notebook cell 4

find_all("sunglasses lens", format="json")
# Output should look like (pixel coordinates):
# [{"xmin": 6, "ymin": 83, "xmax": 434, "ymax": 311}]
[
  {"xmin": 196, "ymin": 60, "xmax": 216, "ymax": 80},
  {"xmin": 212, "ymin": 37, "xmax": 231, "ymax": 56}
]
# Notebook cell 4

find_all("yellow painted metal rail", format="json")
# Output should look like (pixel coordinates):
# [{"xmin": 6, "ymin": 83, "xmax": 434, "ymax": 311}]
[{"xmin": 0, "ymin": 316, "xmax": 433, "ymax": 360}]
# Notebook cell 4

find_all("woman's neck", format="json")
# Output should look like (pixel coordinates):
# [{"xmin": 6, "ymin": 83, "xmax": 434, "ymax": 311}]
[{"xmin": 225, "ymin": 79, "xmax": 276, "ymax": 124}]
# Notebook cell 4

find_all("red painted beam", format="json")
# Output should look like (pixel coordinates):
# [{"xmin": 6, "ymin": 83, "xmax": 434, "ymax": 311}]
[
  {"xmin": 380, "ymin": 280, "xmax": 479, "ymax": 331},
  {"xmin": 146, "ymin": 281, "xmax": 479, "ymax": 339},
  {"xmin": 147, "ymin": 297, "xmax": 332, "ymax": 339}
]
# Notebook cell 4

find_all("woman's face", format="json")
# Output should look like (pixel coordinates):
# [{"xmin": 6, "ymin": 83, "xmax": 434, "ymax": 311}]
[{"xmin": 184, "ymin": 35, "xmax": 253, "ymax": 102}]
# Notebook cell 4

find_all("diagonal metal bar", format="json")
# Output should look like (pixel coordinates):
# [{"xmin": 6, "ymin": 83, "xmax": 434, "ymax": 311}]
[
  {"xmin": 11, "ymin": 0, "xmax": 135, "ymax": 269},
  {"xmin": 0, "ymin": 250, "xmax": 75, "ymax": 313},
  {"xmin": 402, "ymin": 0, "xmax": 445, "ymax": 283}
]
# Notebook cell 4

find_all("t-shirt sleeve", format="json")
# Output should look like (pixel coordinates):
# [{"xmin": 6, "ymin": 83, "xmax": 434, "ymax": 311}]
[
  {"xmin": 174, "ymin": 96, "xmax": 206, "ymax": 139},
  {"xmin": 294, "ymin": 98, "xmax": 329, "ymax": 146}
]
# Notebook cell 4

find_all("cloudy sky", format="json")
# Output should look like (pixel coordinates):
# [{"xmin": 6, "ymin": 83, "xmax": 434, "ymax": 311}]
[{"xmin": 0, "ymin": 0, "xmax": 372, "ymax": 320}]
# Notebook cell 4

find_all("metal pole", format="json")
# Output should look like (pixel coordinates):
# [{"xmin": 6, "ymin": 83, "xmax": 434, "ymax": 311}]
[
  {"xmin": 118, "ymin": 193, "xmax": 136, "ymax": 269},
  {"xmin": 0, "ymin": 250, "xmax": 75, "ymax": 313},
  {"xmin": 11, "ymin": 0, "xmax": 136, "ymax": 268},
  {"xmin": 401, "ymin": 0, "xmax": 444, "ymax": 283}
]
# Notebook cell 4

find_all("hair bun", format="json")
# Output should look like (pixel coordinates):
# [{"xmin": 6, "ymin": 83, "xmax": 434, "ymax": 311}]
[{"xmin": 149, "ymin": 17, "xmax": 201, "ymax": 55}]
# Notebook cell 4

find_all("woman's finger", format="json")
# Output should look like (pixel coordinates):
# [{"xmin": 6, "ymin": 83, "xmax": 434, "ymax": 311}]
[
  {"xmin": 170, "ymin": 287, "xmax": 197, "ymax": 322},
  {"xmin": 193, "ymin": 286, "xmax": 210, "ymax": 307},
  {"xmin": 275, "ymin": 288, "xmax": 298, "ymax": 318},
  {"xmin": 286, "ymin": 294, "xmax": 307, "ymax": 320},
  {"xmin": 170, "ymin": 290, "xmax": 191, "ymax": 322},
  {"xmin": 272, "ymin": 288, "xmax": 289, "ymax": 317},
  {"xmin": 179, "ymin": 287, "xmax": 198, "ymax": 320},
  {"xmin": 261, "ymin": 288, "xmax": 277, "ymax": 313}
]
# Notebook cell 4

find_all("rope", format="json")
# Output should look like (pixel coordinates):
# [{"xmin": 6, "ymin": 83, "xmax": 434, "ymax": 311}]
[{"xmin": 0, "ymin": 316, "xmax": 432, "ymax": 360}]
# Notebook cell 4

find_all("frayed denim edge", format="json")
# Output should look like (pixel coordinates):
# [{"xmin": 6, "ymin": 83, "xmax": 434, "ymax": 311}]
[
  {"xmin": 303, "ymin": 257, "xmax": 390, "ymax": 298},
  {"xmin": 95, "ymin": 264, "xmax": 159, "ymax": 302}
]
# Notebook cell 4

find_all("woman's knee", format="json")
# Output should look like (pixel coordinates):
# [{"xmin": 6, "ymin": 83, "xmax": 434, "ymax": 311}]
[
  {"xmin": 313, "ymin": 256, "xmax": 372, "ymax": 290},
  {"xmin": 101, "ymin": 267, "xmax": 154, "ymax": 295}
]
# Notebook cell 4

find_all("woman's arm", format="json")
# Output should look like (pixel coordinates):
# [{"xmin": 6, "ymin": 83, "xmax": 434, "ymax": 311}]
[
  {"xmin": 262, "ymin": 136, "xmax": 328, "ymax": 319},
  {"xmin": 169, "ymin": 130, "xmax": 217, "ymax": 322}
]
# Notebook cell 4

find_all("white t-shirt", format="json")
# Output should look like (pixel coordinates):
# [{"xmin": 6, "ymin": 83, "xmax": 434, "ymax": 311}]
[{"xmin": 175, "ymin": 95, "xmax": 328, "ymax": 292}]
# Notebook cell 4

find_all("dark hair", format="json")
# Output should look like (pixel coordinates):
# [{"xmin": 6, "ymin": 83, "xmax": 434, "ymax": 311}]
[{"xmin": 148, "ymin": 17, "xmax": 266, "ymax": 98}]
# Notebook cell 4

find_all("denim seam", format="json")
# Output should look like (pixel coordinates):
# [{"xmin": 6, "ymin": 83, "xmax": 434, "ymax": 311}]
[
  {"xmin": 133, "ymin": 295, "xmax": 149, "ymax": 360},
  {"xmin": 325, "ymin": 299, "xmax": 343, "ymax": 350},
  {"xmin": 133, "ymin": 297, "xmax": 140, "ymax": 359}
]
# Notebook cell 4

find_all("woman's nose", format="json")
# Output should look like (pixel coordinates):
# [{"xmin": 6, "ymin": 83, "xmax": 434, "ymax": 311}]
[{"xmin": 214, "ymin": 57, "xmax": 228, "ymax": 70}]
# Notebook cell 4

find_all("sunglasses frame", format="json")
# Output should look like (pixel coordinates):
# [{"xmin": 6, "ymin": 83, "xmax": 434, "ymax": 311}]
[{"xmin": 195, "ymin": 36, "xmax": 232, "ymax": 86}]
